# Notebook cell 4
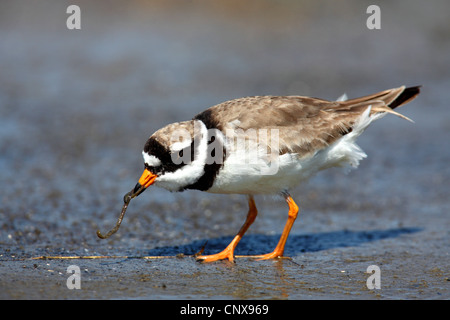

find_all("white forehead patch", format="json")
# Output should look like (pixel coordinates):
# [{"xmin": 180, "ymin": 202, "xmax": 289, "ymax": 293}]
[{"xmin": 142, "ymin": 151, "xmax": 162, "ymax": 167}]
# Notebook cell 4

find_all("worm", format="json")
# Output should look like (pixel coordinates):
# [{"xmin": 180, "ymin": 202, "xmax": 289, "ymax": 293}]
[{"xmin": 96, "ymin": 191, "xmax": 133, "ymax": 239}]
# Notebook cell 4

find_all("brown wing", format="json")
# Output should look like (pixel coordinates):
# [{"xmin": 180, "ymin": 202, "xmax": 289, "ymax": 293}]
[{"xmin": 195, "ymin": 86, "xmax": 420, "ymax": 158}]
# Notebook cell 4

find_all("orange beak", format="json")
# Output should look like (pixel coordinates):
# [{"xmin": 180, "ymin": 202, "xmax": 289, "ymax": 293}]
[
  {"xmin": 138, "ymin": 168, "xmax": 158, "ymax": 188},
  {"xmin": 128, "ymin": 169, "xmax": 157, "ymax": 200}
]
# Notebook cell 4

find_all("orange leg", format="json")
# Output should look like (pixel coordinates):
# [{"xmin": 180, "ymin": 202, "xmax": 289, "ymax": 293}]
[
  {"xmin": 196, "ymin": 196, "xmax": 258, "ymax": 263},
  {"xmin": 251, "ymin": 193, "xmax": 299, "ymax": 260}
]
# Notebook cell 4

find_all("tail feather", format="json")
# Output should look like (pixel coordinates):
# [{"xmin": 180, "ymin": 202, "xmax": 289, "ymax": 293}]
[
  {"xmin": 339, "ymin": 85, "xmax": 421, "ymax": 123},
  {"xmin": 388, "ymin": 86, "xmax": 421, "ymax": 110}
]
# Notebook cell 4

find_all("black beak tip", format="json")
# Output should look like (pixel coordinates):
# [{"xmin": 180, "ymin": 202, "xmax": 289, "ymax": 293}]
[
  {"xmin": 133, "ymin": 182, "xmax": 143, "ymax": 194},
  {"xmin": 125, "ymin": 182, "xmax": 147, "ymax": 203}
]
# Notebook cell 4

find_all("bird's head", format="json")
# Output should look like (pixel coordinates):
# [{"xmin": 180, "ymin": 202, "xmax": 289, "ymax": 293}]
[
  {"xmin": 129, "ymin": 119, "xmax": 210, "ymax": 199},
  {"xmin": 97, "ymin": 120, "xmax": 210, "ymax": 239}
]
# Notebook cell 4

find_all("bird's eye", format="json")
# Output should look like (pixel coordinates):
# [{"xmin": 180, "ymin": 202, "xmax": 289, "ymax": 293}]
[
  {"xmin": 145, "ymin": 164, "xmax": 160, "ymax": 175},
  {"xmin": 178, "ymin": 149, "xmax": 184, "ymax": 158}
]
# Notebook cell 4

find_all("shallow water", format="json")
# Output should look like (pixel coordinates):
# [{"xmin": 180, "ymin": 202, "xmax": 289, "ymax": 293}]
[{"xmin": 1, "ymin": 0, "xmax": 449, "ymax": 299}]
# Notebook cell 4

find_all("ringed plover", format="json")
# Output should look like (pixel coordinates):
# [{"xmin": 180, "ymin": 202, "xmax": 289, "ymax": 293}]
[{"xmin": 97, "ymin": 85, "xmax": 420, "ymax": 263}]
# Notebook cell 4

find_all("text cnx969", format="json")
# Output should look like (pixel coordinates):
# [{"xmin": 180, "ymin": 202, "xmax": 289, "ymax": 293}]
[{"xmin": 224, "ymin": 304, "xmax": 269, "ymax": 315}]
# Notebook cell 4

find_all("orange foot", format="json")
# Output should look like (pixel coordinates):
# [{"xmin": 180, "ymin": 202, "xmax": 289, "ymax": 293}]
[
  {"xmin": 195, "ymin": 244, "xmax": 235, "ymax": 263},
  {"xmin": 248, "ymin": 249, "xmax": 284, "ymax": 261}
]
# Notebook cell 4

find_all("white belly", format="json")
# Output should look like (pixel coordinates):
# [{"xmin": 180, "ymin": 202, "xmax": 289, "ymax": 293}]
[{"xmin": 208, "ymin": 127, "xmax": 369, "ymax": 195}]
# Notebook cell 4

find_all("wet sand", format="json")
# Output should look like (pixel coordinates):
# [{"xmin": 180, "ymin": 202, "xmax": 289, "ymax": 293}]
[{"xmin": 1, "ymin": 0, "xmax": 449, "ymax": 299}]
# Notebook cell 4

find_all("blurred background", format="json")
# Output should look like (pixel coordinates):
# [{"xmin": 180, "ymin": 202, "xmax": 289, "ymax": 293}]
[{"xmin": 0, "ymin": 0, "xmax": 449, "ymax": 299}]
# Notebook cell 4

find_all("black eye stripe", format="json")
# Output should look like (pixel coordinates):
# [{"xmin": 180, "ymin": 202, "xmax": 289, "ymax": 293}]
[
  {"xmin": 144, "ymin": 137, "xmax": 195, "ymax": 174},
  {"xmin": 144, "ymin": 138, "xmax": 171, "ymax": 163}
]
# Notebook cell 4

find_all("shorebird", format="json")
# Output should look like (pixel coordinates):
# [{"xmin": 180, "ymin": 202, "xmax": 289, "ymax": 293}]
[{"xmin": 97, "ymin": 85, "xmax": 420, "ymax": 262}]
